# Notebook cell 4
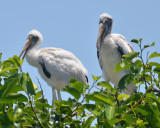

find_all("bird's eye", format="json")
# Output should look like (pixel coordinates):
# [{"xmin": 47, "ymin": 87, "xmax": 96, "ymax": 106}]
[
  {"xmin": 27, "ymin": 35, "xmax": 39, "ymax": 42},
  {"xmin": 27, "ymin": 35, "xmax": 33, "ymax": 40},
  {"xmin": 32, "ymin": 36, "xmax": 39, "ymax": 43}
]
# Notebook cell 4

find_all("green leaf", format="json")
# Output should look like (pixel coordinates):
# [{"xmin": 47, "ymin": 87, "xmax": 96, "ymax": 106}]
[
  {"xmin": 34, "ymin": 91, "xmax": 42, "ymax": 100},
  {"xmin": 85, "ymin": 93, "xmax": 101, "ymax": 103},
  {"xmin": 114, "ymin": 61, "xmax": 126, "ymax": 72},
  {"xmin": 72, "ymin": 120, "xmax": 81, "ymax": 125},
  {"xmin": 151, "ymin": 102, "xmax": 160, "ymax": 114},
  {"xmin": 131, "ymin": 39, "xmax": 139, "ymax": 44},
  {"xmin": 33, "ymin": 83, "xmax": 38, "ymax": 90},
  {"xmin": 117, "ymin": 94, "xmax": 130, "ymax": 101},
  {"xmin": 146, "ymin": 97, "xmax": 160, "ymax": 118},
  {"xmin": 8, "ymin": 84, "xmax": 24, "ymax": 93},
  {"xmin": 0, "ymin": 84, "xmax": 6, "ymax": 98},
  {"xmin": 0, "ymin": 93, "xmax": 28, "ymax": 103},
  {"xmin": 144, "ymin": 44, "xmax": 150, "ymax": 49},
  {"xmin": 40, "ymin": 113, "xmax": 48, "ymax": 121},
  {"xmin": 13, "ymin": 106, "xmax": 23, "ymax": 121},
  {"xmin": 134, "ymin": 60, "xmax": 143, "ymax": 67},
  {"xmin": 146, "ymin": 92, "xmax": 157, "ymax": 101},
  {"xmin": 19, "ymin": 60, "xmax": 24, "ymax": 66},
  {"xmin": 136, "ymin": 118, "xmax": 144, "ymax": 126},
  {"xmin": 151, "ymin": 42, "xmax": 155, "ymax": 46},
  {"xmin": 149, "ymin": 62, "xmax": 160, "ymax": 67},
  {"xmin": 139, "ymin": 38, "xmax": 142, "ymax": 42},
  {"xmin": 123, "ymin": 114, "xmax": 136, "ymax": 125},
  {"xmin": 35, "ymin": 102, "xmax": 52, "ymax": 109},
  {"xmin": 1, "ymin": 78, "xmax": 19, "ymax": 99},
  {"xmin": 83, "ymin": 104, "xmax": 97, "ymax": 115},
  {"xmin": 3, "ymin": 60, "xmax": 14, "ymax": 66},
  {"xmin": 130, "ymin": 64, "xmax": 141, "ymax": 76},
  {"xmin": 69, "ymin": 79, "xmax": 84, "ymax": 92},
  {"xmin": 13, "ymin": 55, "xmax": 21, "ymax": 67},
  {"xmin": 82, "ymin": 116, "xmax": 96, "ymax": 128},
  {"xmin": 0, "ymin": 67, "xmax": 18, "ymax": 74},
  {"xmin": 103, "ymin": 103, "xmax": 115, "ymax": 120},
  {"xmin": 118, "ymin": 74, "xmax": 133, "ymax": 90},
  {"xmin": 109, "ymin": 118, "xmax": 120, "ymax": 126},
  {"xmin": 92, "ymin": 75, "xmax": 101, "ymax": 81},
  {"xmin": 62, "ymin": 86, "xmax": 81, "ymax": 100},
  {"xmin": 136, "ymin": 107, "xmax": 148, "ymax": 116},
  {"xmin": 144, "ymin": 64, "xmax": 152, "ymax": 73},
  {"xmin": 21, "ymin": 72, "xmax": 27, "ymax": 91},
  {"xmin": 123, "ymin": 51, "xmax": 139, "ymax": 62},
  {"xmin": 60, "ymin": 104, "xmax": 72, "ymax": 114},
  {"xmin": 153, "ymin": 66, "xmax": 160, "ymax": 74},
  {"xmin": 149, "ymin": 52, "xmax": 160, "ymax": 59},
  {"xmin": 103, "ymin": 119, "xmax": 111, "ymax": 128},
  {"xmin": 94, "ymin": 92, "xmax": 114, "ymax": 106},
  {"xmin": 97, "ymin": 81, "xmax": 112, "ymax": 90},
  {"xmin": 26, "ymin": 73, "xmax": 35, "ymax": 95}
]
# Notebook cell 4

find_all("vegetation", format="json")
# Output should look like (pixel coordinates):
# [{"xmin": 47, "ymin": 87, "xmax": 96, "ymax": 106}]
[{"xmin": 0, "ymin": 39, "xmax": 160, "ymax": 128}]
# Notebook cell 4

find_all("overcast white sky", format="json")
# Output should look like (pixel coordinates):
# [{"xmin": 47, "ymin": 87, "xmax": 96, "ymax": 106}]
[{"xmin": 0, "ymin": 1, "xmax": 160, "ymax": 104}]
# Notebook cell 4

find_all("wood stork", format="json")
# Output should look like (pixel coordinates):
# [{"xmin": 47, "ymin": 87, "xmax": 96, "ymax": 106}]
[
  {"xmin": 19, "ymin": 30, "xmax": 88, "ymax": 101},
  {"xmin": 96, "ymin": 13, "xmax": 135, "ymax": 95}
]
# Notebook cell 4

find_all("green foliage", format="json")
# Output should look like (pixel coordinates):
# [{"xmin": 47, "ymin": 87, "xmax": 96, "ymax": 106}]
[{"xmin": 0, "ymin": 38, "xmax": 160, "ymax": 127}]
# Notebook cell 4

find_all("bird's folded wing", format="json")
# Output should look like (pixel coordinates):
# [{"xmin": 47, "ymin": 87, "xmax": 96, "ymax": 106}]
[{"xmin": 39, "ymin": 48, "xmax": 88, "ymax": 82}]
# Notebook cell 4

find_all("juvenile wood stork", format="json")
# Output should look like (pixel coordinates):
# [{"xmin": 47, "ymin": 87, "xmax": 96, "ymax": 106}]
[
  {"xmin": 96, "ymin": 13, "xmax": 135, "ymax": 95},
  {"xmin": 19, "ymin": 30, "xmax": 88, "ymax": 101}
]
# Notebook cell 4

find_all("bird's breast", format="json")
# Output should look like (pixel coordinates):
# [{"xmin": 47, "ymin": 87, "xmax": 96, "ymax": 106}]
[
  {"xmin": 26, "ymin": 50, "xmax": 40, "ymax": 67},
  {"xmin": 100, "ymin": 40, "xmax": 124, "ymax": 85}
]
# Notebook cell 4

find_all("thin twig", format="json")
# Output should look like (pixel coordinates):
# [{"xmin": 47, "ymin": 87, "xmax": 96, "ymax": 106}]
[
  {"xmin": 36, "ymin": 77, "xmax": 45, "ymax": 100},
  {"xmin": 115, "ymin": 91, "xmax": 120, "ymax": 107},
  {"xmin": 139, "ymin": 42, "xmax": 148, "ymax": 89},
  {"xmin": 36, "ymin": 77, "xmax": 45, "ymax": 112},
  {"xmin": 149, "ymin": 87, "xmax": 160, "ymax": 93},
  {"xmin": 19, "ymin": 65, "xmax": 23, "ymax": 73}
]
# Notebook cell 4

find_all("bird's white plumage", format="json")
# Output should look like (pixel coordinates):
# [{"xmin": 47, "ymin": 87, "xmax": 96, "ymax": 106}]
[
  {"xmin": 97, "ymin": 13, "xmax": 135, "ymax": 95},
  {"xmin": 100, "ymin": 34, "xmax": 132, "ymax": 83},
  {"xmin": 29, "ymin": 30, "xmax": 43, "ymax": 41},
  {"xmin": 100, "ymin": 13, "xmax": 112, "ymax": 21},
  {"xmin": 37, "ymin": 47, "xmax": 88, "ymax": 90},
  {"xmin": 22, "ymin": 30, "xmax": 88, "ymax": 101}
]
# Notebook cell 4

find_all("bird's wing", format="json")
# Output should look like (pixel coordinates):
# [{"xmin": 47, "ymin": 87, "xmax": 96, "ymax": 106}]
[
  {"xmin": 97, "ymin": 41, "xmax": 103, "ymax": 69},
  {"xmin": 113, "ymin": 34, "xmax": 134, "ymax": 58},
  {"xmin": 38, "ymin": 56, "xmax": 51, "ymax": 78},
  {"xmin": 38, "ymin": 47, "xmax": 88, "ymax": 83},
  {"xmin": 97, "ymin": 50, "xmax": 103, "ymax": 69}
]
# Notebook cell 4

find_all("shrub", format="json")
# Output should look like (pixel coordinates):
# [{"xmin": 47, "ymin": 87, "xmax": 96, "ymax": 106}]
[{"xmin": 0, "ymin": 39, "xmax": 160, "ymax": 128}]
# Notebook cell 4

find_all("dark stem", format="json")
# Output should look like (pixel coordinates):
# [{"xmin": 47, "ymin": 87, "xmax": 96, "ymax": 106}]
[{"xmin": 36, "ymin": 77, "xmax": 45, "ymax": 112}]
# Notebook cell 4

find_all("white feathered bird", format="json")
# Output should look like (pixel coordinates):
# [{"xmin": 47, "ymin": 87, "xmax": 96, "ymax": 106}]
[
  {"xmin": 96, "ymin": 13, "xmax": 135, "ymax": 95},
  {"xmin": 19, "ymin": 30, "xmax": 88, "ymax": 101}
]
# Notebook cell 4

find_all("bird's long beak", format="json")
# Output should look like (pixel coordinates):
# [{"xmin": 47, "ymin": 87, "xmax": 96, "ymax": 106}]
[
  {"xmin": 19, "ymin": 39, "xmax": 33, "ymax": 59},
  {"xmin": 96, "ymin": 23, "xmax": 105, "ymax": 49}
]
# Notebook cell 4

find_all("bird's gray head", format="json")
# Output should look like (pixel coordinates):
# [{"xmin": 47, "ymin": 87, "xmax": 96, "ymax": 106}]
[
  {"xmin": 96, "ymin": 13, "xmax": 113, "ymax": 49},
  {"xmin": 19, "ymin": 30, "xmax": 43, "ymax": 59},
  {"xmin": 99, "ymin": 13, "xmax": 113, "ymax": 32},
  {"xmin": 28, "ymin": 30, "xmax": 43, "ymax": 43}
]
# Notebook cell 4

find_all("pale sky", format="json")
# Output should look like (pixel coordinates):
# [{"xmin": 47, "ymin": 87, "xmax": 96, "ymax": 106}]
[{"xmin": 0, "ymin": 1, "xmax": 160, "ymax": 104}]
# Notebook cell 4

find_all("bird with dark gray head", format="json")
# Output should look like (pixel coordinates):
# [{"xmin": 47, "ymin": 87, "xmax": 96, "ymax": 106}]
[
  {"xmin": 19, "ymin": 30, "xmax": 88, "ymax": 102},
  {"xmin": 96, "ymin": 13, "xmax": 136, "ymax": 95}
]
